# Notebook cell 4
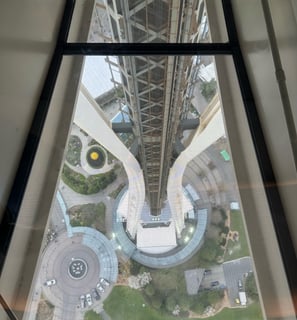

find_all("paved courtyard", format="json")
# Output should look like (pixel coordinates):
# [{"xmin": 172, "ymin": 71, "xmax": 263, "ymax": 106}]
[{"xmin": 39, "ymin": 230, "xmax": 118, "ymax": 320}]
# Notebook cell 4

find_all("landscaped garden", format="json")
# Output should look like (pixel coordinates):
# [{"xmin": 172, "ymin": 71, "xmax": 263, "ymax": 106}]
[
  {"xmin": 111, "ymin": 206, "xmax": 255, "ymax": 319},
  {"xmin": 116, "ymin": 249, "xmax": 226, "ymax": 318},
  {"xmin": 61, "ymin": 164, "xmax": 117, "ymax": 194},
  {"xmin": 194, "ymin": 207, "xmax": 228, "ymax": 267},
  {"xmin": 104, "ymin": 286, "xmax": 263, "ymax": 320},
  {"xmin": 65, "ymin": 135, "xmax": 82, "ymax": 166},
  {"xmin": 68, "ymin": 202, "xmax": 106, "ymax": 233},
  {"xmin": 86, "ymin": 146, "xmax": 106, "ymax": 169},
  {"xmin": 88, "ymin": 139, "xmax": 117, "ymax": 164},
  {"xmin": 104, "ymin": 285, "xmax": 178, "ymax": 320}
]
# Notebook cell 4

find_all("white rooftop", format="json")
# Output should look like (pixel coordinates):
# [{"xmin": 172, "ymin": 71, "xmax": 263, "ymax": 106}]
[{"xmin": 136, "ymin": 223, "xmax": 177, "ymax": 254}]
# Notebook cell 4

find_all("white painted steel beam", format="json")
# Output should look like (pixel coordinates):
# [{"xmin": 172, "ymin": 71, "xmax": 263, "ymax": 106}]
[
  {"xmin": 74, "ymin": 84, "xmax": 145, "ymax": 238},
  {"xmin": 168, "ymin": 94, "xmax": 224, "ymax": 236}
]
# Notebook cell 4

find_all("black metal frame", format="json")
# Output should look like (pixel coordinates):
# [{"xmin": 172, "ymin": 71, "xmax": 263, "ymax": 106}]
[
  {"xmin": 222, "ymin": 0, "xmax": 297, "ymax": 314},
  {"xmin": 63, "ymin": 42, "xmax": 232, "ymax": 56},
  {"xmin": 0, "ymin": 0, "xmax": 296, "ymax": 318}
]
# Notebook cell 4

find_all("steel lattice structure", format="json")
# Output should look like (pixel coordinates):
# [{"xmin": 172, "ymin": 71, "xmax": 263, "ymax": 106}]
[{"xmin": 105, "ymin": 0, "xmax": 202, "ymax": 215}]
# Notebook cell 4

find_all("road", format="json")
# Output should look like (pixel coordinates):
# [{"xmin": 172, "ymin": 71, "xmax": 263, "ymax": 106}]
[{"xmin": 223, "ymin": 257, "xmax": 253, "ymax": 306}]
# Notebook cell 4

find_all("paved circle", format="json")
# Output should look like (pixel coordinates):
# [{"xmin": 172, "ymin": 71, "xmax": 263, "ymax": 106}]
[
  {"xmin": 41, "ymin": 228, "xmax": 118, "ymax": 319},
  {"xmin": 68, "ymin": 258, "xmax": 88, "ymax": 280},
  {"xmin": 43, "ymin": 233, "xmax": 100, "ymax": 300}
]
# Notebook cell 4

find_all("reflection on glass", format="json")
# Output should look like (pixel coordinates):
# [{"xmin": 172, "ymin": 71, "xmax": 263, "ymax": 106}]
[
  {"xmin": 27, "ymin": 1, "xmax": 262, "ymax": 319},
  {"xmin": 27, "ymin": 52, "xmax": 263, "ymax": 320}
]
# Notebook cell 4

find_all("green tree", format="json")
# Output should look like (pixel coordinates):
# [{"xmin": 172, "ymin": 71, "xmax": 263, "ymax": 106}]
[
  {"xmin": 200, "ymin": 78, "xmax": 217, "ymax": 102},
  {"xmin": 151, "ymin": 293, "xmax": 162, "ymax": 309},
  {"xmin": 165, "ymin": 295, "xmax": 176, "ymax": 312},
  {"xmin": 178, "ymin": 294, "xmax": 190, "ymax": 311},
  {"xmin": 191, "ymin": 300, "xmax": 206, "ymax": 314},
  {"xmin": 207, "ymin": 289, "xmax": 224, "ymax": 305},
  {"xmin": 144, "ymin": 284, "xmax": 155, "ymax": 297},
  {"xmin": 246, "ymin": 273, "xmax": 259, "ymax": 301},
  {"xmin": 199, "ymin": 239, "xmax": 219, "ymax": 262}
]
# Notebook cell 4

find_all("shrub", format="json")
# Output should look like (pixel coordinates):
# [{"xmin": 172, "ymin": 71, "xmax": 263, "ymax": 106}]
[
  {"xmin": 66, "ymin": 135, "xmax": 82, "ymax": 166},
  {"xmin": 246, "ymin": 273, "xmax": 259, "ymax": 301},
  {"xmin": 220, "ymin": 238, "xmax": 227, "ymax": 247},
  {"xmin": 220, "ymin": 208, "xmax": 228, "ymax": 220},
  {"xmin": 62, "ymin": 164, "xmax": 117, "ymax": 195}
]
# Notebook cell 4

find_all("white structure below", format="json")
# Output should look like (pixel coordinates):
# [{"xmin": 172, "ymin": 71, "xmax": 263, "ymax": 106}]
[
  {"xmin": 136, "ymin": 223, "xmax": 177, "ymax": 254},
  {"xmin": 239, "ymin": 291, "xmax": 247, "ymax": 306},
  {"xmin": 74, "ymin": 84, "xmax": 145, "ymax": 238},
  {"xmin": 168, "ymin": 94, "xmax": 225, "ymax": 237},
  {"xmin": 117, "ymin": 188, "xmax": 193, "ymax": 251}
]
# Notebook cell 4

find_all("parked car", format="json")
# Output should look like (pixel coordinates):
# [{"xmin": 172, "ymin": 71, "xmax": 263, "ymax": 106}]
[
  {"xmin": 44, "ymin": 279, "xmax": 56, "ymax": 287},
  {"xmin": 92, "ymin": 288, "xmax": 100, "ymax": 301},
  {"xmin": 86, "ymin": 293, "xmax": 92, "ymax": 307},
  {"xmin": 204, "ymin": 269, "xmax": 212, "ymax": 276},
  {"xmin": 100, "ymin": 278, "xmax": 110, "ymax": 287},
  {"xmin": 238, "ymin": 279, "xmax": 243, "ymax": 290},
  {"xmin": 80, "ymin": 295, "xmax": 86, "ymax": 309},
  {"xmin": 96, "ymin": 283, "xmax": 105, "ymax": 294}
]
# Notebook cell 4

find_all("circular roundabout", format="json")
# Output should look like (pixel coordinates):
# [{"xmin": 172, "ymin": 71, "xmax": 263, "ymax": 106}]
[
  {"xmin": 68, "ymin": 258, "xmax": 88, "ymax": 280},
  {"xmin": 86, "ymin": 146, "xmax": 106, "ymax": 169},
  {"xmin": 41, "ymin": 230, "xmax": 118, "ymax": 311}
]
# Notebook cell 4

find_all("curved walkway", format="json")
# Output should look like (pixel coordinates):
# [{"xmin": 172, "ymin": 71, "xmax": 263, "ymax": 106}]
[
  {"xmin": 112, "ymin": 188, "xmax": 209, "ymax": 268},
  {"xmin": 72, "ymin": 227, "xmax": 118, "ymax": 283},
  {"xmin": 56, "ymin": 190, "xmax": 118, "ymax": 283},
  {"xmin": 66, "ymin": 124, "xmax": 113, "ymax": 176}
]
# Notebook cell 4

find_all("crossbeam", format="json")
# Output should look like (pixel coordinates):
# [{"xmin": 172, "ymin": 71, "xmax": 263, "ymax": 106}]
[{"xmin": 63, "ymin": 42, "xmax": 232, "ymax": 56}]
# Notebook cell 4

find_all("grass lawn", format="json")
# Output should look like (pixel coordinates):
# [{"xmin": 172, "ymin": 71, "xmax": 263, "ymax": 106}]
[
  {"xmin": 224, "ymin": 210, "xmax": 250, "ymax": 261},
  {"xmin": 104, "ymin": 286, "xmax": 263, "ymax": 320},
  {"xmin": 104, "ymin": 286, "xmax": 179, "ymax": 320},
  {"xmin": 69, "ymin": 202, "xmax": 106, "ymax": 233},
  {"xmin": 208, "ymin": 303, "xmax": 263, "ymax": 320}
]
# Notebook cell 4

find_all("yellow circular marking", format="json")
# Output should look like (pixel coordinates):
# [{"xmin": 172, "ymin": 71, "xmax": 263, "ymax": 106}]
[{"xmin": 90, "ymin": 151, "xmax": 99, "ymax": 160}]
